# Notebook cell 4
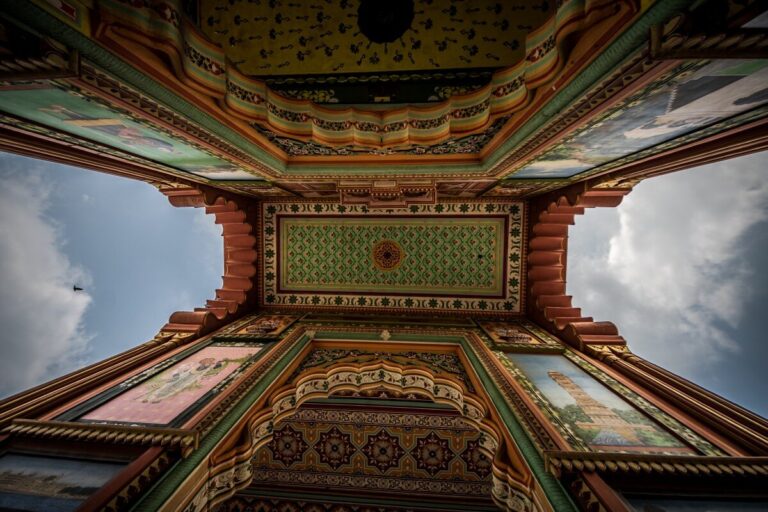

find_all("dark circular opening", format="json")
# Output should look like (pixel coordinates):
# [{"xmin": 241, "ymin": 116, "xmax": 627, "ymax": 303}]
[
  {"xmin": 332, "ymin": 444, "xmax": 339, "ymax": 452},
  {"xmin": 429, "ymin": 450, "xmax": 437, "ymax": 457},
  {"xmin": 379, "ymin": 447, "xmax": 388, "ymax": 455},
  {"xmin": 358, "ymin": 0, "xmax": 415, "ymax": 44},
  {"xmin": 383, "ymin": 251, "xmax": 392, "ymax": 259},
  {"xmin": 284, "ymin": 442, "xmax": 292, "ymax": 449}
]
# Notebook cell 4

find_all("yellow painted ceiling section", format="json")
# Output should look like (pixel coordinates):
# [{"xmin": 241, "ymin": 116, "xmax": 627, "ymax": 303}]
[{"xmin": 199, "ymin": 0, "xmax": 553, "ymax": 76}]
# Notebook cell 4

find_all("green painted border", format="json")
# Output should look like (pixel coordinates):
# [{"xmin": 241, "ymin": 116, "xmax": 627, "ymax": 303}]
[
  {"xmin": 1, "ymin": 0, "xmax": 693, "ymax": 178},
  {"xmin": 130, "ymin": 329, "xmax": 577, "ymax": 511}
]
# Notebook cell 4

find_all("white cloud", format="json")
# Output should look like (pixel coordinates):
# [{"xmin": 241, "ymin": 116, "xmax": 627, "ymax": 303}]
[
  {"xmin": 0, "ymin": 166, "xmax": 93, "ymax": 397},
  {"xmin": 567, "ymin": 152, "xmax": 768, "ymax": 381}
]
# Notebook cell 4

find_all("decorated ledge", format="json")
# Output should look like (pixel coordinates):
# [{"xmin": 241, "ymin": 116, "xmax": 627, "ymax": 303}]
[
  {"xmin": 544, "ymin": 450, "xmax": 768, "ymax": 477},
  {"xmin": 3, "ymin": 419, "xmax": 199, "ymax": 457},
  {"xmin": 94, "ymin": 0, "xmax": 628, "ymax": 151},
  {"xmin": 158, "ymin": 185, "xmax": 257, "ymax": 336},
  {"xmin": 527, "ymin": 187, "xmax": 631, "ymax": 348}
]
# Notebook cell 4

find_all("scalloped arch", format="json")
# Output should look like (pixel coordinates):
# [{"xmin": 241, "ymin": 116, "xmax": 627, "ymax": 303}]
[{"xmin": 189, "ymin": 355, "xmax": 539, "ymax": 512}]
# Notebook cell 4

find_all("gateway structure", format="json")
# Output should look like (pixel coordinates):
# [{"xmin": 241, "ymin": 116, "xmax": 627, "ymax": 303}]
[{"xmin": 0, "ymin": 0, "xmax": 766, "ymax": 510}]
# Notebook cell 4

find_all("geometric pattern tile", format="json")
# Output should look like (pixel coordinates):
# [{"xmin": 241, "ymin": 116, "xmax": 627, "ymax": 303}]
[
  {"xmin": 363, "ymin": 430, "xmax": 406, "ymax": 473},
  {"xmin": 412, "ymin": 432, "xmax": 454, "ymax": 476},
  {"xmin": 460, "ymin": 440, "xmax": 492, "ymax": 478},
  {"xmin": 315, "ymin": 426, "xmax": 356, "ymax": 470},
  {"xmin": 268, "ymin": 425, "xmax": 309, "ymax": 467},
  {"xmin": 261, "ymin": 201, "xmax": 524, "ymax": 313}
]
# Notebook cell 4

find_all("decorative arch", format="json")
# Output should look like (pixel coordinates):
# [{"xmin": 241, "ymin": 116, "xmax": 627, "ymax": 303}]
[
  {"xmin": 527, "ymin": 186, "xmax": 631, "ymax": 349},
  {"xmin": 185, "ymin": 340, "xmax": 542, "ymax": 512},
  {"xmin": 157, "ymin": 185, "xmax": 257, "ymax": 337}
]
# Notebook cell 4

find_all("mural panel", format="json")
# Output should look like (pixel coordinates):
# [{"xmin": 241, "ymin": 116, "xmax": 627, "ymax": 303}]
[
  {"xmin": 78, "ymin": 342, "xmax": 264, "ymax": 425},
  {"xmin": 506, "ymin": 354, "xmax": 695, "ymax": 454},
  {"xmin": 0, "ymin": 85, "xmax": 257, "ymax": 181},
  {"xmin": 510, "ymin": 60, "xmax": 768, "ymax": 178},
  {"xmin": 0, "ymin": 453, "xmax": 125, "ymax": 512}
]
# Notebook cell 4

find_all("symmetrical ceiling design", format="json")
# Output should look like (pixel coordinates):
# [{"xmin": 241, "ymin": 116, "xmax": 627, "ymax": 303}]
[{"xmin": 260, "ymin": 199, "xmax": 524, "ymax": 314}]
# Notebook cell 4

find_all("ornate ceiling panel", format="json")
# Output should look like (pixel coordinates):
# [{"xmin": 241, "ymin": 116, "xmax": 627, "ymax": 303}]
[
  {"xmin": 260, "ymin": 200, "xmax": 524, "ymax": 314},
  {"xmin": 199, "ymin": 0, "xmax": 552, "ymax": 78}
]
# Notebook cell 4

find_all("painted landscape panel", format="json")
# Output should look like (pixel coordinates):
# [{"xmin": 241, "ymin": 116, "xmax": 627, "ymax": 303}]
[
  {"xmin": 507, "ymin": 354, "xmax": 694, "ymax": 454},
  {"xmin": 511, "ymin": 60, "xmax": 768, "ymax": 178},
  {"xmin": 0, "ymin": 453, "xmax": 125, "ymax": 512},
  {"xmin": 81, "ymin": 345, "xmax": 263, "ymax": 424},
  {"xmin": 0, "ymin": 86, "xmax": 257, "ymax": 180}
]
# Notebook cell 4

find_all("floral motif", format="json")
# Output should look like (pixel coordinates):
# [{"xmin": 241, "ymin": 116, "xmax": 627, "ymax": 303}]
[
  {"xmin": 269, "ymin": 425, "xmax": 308, "ymax": 467},
  {"xmin": 362, "ymin": 430, "xmax": 404, "ymax": 472},
  {"xmin": 460, "ymin": 440, "xmax": 492, "ymax": 478},
  {"xmin": 314, "ymin": 426, "xmax": 355, "ymax": 470},
  {"xmin": 412, "ymin": 432, "xmax": 454, "ymax": 476}
]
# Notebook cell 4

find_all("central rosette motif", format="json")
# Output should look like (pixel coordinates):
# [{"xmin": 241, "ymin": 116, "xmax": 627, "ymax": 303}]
[{"xmin": 372, "ymin": 239, "xmax": 404, "ymax": 271}]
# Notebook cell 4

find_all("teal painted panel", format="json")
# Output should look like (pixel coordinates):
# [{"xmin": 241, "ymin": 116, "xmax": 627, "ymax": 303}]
[{"xmin": 510, "ymin": 60, "xmax": 768, "ymax": 178}]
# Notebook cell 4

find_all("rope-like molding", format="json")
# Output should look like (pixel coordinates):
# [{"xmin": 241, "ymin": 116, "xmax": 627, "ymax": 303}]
[
  {"xmin": 527, "ymin": 187, "xmax": 631, "ymax": 349},
  {"xmin": 158, "ymin": 185, "xmax": 257, "ymax": 336},
  {"xmin": 3, "ymin": 419, "xmax": 198, "ymax": 457},
  {"xmin": 545, "ymin": 450, "xmax": 768, "ymax": 477}
]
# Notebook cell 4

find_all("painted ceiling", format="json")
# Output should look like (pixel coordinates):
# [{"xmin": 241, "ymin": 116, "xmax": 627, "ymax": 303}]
[
  {"xmin": 198, "ymin": 0, "xmax": 552, "ymax": 78},
  {"xmin": 0, "ymin": 1, "xmax": 766, "ymax": 202},
  {"xmin": 261, "ymin": 200, "xmax": 524, "ymax": 314}
]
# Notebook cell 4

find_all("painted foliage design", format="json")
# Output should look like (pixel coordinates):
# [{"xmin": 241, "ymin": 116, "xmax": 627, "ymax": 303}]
[
  {"xmin": 80, "ymin": 342, "xmax": 263, "ymax": 425},
  {"xmin": 0, "ymin": 454, "xmax": 125, "ymax": 512},
  {"xmin": 511, "ymin": 60, "xmax": 768, "ymax": 178},
  {"xmin": 506, "ymin": 354, "xmax": 696, "ymax": 454},
  {"xmin": 261, "ymin": 201, "xmax": 524, "ymax": 313}
]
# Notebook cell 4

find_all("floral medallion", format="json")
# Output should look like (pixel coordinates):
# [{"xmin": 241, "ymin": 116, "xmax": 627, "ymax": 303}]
[
  {"xmin": 372, "ymin": 239, "xmax": 403, "ymax": 271},
  {"xmin": 460, "ymin": 440, "xmax": 492, "ymax": 478},
  {"xmin": 269, "ymin": 425, "xmax": 308, "ymax": 467},
  {"xmin": 314, "ymin": 426, "xmax": 355, "ymax": 470},
  {"xmin": 412, "ymin": 432, "xmax": 454, "ymax": 476},
  {"xmin": 362, "ymin": 430, "xmax": 405, "ymax": 472}
]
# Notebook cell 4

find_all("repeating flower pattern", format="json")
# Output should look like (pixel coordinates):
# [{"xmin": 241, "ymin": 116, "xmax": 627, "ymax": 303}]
[
  {"xmin": 460, "ymin": 440, "xmax": 492, "ymax": 478},
  {"xmin": 269, "ymin": 425, "xmax": 308, "ymax": 467},
  {"xmin": 362, "ymin": 430, "xmax": 405, "ymax": 472},
  {"xmin": 412, "ymin": 432, "xmax": 454, "ymax": 476},
  {"xmin": 315, "ymin": 426, "xmax": 355, "ymax": 470}
]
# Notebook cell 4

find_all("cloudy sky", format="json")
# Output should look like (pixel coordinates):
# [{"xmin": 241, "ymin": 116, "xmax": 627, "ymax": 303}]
[
  {"xmin": 0, "ymin": 150, "xmax": 765, "ymax": 420},
  {"xmin": 569, "ymin": 151, "xmax": 768, "ymax": 417},
  {"xmin": 0, "ymin": 153, "xmax": 221, "ymax": 398}
]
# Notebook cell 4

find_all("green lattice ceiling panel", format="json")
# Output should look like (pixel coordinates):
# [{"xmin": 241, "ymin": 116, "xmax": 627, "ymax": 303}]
[
  {"xmin": 261, "ymin": 202, "xmax": 524, "ymax": 314},
  {"xmin": 279, "ymin": 218, "xmax": 505, "ymax": 296}
]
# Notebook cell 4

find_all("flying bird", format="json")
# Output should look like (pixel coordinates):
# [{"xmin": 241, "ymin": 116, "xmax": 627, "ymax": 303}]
[{"xmin": 73, "ymin": 285, "xmax": 83, "ymax": 292}]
